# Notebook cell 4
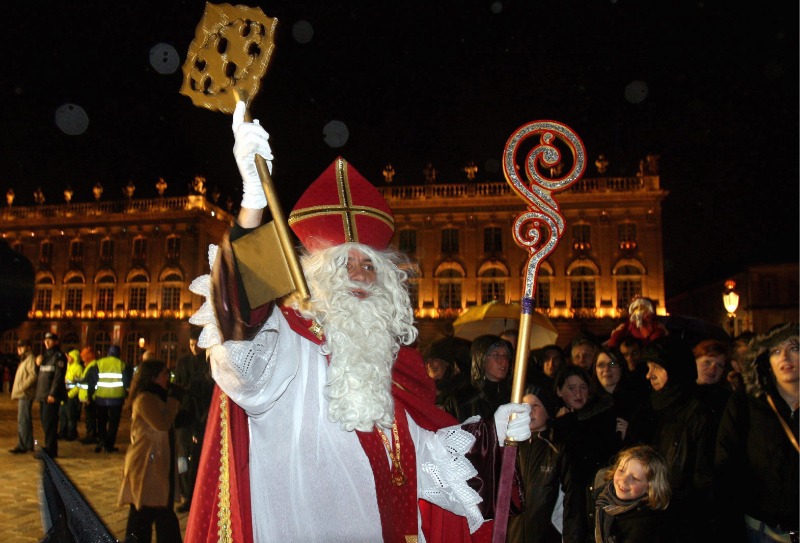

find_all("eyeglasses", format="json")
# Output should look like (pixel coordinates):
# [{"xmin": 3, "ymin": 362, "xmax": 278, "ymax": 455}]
[
  {"xmin": 596, "ymin": 361, "xmax": 620, "ymax": 370},
  {"xmin": 487, "ymin": 352, "xmax": 511, "ymax": 360}
]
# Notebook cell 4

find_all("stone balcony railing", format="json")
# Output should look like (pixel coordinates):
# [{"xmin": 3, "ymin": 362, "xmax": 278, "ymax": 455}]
[
  {"xmin": 0, "ymin": 195, "xmax": 233, "ymax": 223},
  {"xmin": 378, "ymin": 175, "xmax": 660, "ymax": 202}
]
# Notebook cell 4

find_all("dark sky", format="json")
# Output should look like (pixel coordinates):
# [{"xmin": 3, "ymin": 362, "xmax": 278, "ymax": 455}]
[{"xmin": 1, "ymin": 1, "xmax": 797, "ymax": 297}]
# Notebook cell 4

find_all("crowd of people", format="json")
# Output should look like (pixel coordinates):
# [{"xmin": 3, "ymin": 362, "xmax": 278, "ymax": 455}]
[
  {"xmin": 1, "ymin": 100, "xmax": 796, "ymax": 543},
  {"xmin": 423, "ymin": 310, "xmax": 799, "ymax": 543},
  {"xmin": 5, "ymin": 332, "xmax": 214, "ymax": 543}
]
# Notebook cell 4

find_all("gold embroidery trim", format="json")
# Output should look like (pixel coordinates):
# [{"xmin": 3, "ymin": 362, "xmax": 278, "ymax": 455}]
[
  {"xmin": 309, "ymin": 320, "xmax": 324, "ymax": 340},
  {"xmin": 376, "ymin": 421, "xmax": 407, "ymax": 486},
  {"xmin": 217, "ymin": 392, "xmax": 233, "ymax": 543},
  {"xmin": 287, "ymin": 157, "xmax": 395, "ymax": 244}
]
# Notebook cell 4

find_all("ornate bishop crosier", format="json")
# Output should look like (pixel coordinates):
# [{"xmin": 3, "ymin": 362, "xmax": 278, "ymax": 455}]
[{"xmin": 492, "ymin": 121, "xmax": 586, "ymax": 542}]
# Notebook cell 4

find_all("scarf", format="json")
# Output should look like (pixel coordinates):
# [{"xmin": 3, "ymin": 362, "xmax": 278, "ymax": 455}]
[{"xmin": 594, "ymin": 480, "xmax": 645, "ymax": 543}]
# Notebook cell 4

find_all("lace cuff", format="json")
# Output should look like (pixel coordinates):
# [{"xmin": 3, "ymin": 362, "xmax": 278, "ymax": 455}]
[
  {"xmin": 189, "ymin": 244, "xmax": 222, "ymax": 349},
  {"xmin": 418, "ymin": 416, "xmax": 485, "ymax": 533}
]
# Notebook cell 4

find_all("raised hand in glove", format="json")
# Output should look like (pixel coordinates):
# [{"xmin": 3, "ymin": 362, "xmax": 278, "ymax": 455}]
[
  {"xmin": 232, "ymin": 101, "xmax": 274, "ymax": 210},
  {"xmin": 493, "ymin": 402, "xmax": 532, "ymax": 446}
]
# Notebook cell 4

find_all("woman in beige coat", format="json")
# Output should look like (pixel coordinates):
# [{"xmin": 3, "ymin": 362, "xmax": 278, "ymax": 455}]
[{"xmin": 117, "ymin": 360, "xmax": 183, "ymax": 543}]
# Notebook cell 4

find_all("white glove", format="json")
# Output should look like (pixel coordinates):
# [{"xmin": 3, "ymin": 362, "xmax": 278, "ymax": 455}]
[
  {"xmin": 232, "ymin": 101, "xmax": 274, "ymax": 209},
  {"xmin": 494, "ymin": 402, "xmax": 532, "ymax": 446}
]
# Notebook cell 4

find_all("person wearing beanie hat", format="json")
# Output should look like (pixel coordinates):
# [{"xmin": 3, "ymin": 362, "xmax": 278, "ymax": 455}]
[
  {"xmin": 185, "ymin": 102, "xmax": 532, "ymax": 543},
  {"xmin": 78, "ymin": 347, "xmax": 100, "ymax": 445},
  {"xmin": 59, "ymin": 349, "xmax": 84, "ymax": 441},
  {"xmin": 508, "ymin": 384, "xmax": 586, "ymax": 542},
  {"xmin": 715, "ymin": 323, "xmax": 798, "ymax": 542},
  {"xmin": 626, "ymin": 335, "xmax": 715, "ymax": 541}
]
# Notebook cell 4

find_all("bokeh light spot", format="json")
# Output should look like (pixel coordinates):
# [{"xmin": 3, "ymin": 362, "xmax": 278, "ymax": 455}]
[
  {"xmin": 55, "ymin": 103, "xmax": 89, "ymax": 136},
  {"xmin": 293, "ymin": 21, "xmax": 314, "ymax": 44},
  {"xmin": 149, "ymin": 43, "xmax": 180, "ymax": 74},
  {"xmin": 323, "ymin": 120, "xmax": 349, "ymax": 148},
  {"xmin": 624, "ymin": 80, "xmax": 648, "ymax": 104},
  {"xmin": 490, "ymin": 2, "xmax": 503, "ymax": 14}
]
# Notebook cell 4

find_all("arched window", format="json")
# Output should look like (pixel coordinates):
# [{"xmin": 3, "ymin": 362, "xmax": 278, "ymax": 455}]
[
  {"xmin": 93, "ymin": 331, "xmax": 111, "ymax": 359},
  {"xmin": 613, "ymin": 259, "xmax": 645, "ymax": 310},
  {"xmin": 127, "ymin": 270, "xmax": 149, "ymax": 313},
  {"xmin": 159, "ymin": 269, "xmax": 184, "ymax": 314},
  {"xmin": 435, "ymin": 261, "xmax": 465, "ymax": 310},
  {"xmin": 159, "ymin": 332, "xmax": 178, "ymax": 368},
  {"xmin": 63, "ymin": 272, "xmax": 86, "ymax": 314},
  {"xmin": 95, "ymin": 272, "xmax": 117, "ymax": 314},
  {"xmin": 35, "ymin": 273, "xmax": 55, "ymax": 312},
  {"xmin": 478, "ymin": 260, "xmax": 508, "ymax": 304},
  {"xmin": 124, "ymin": 331, "xmax": 143, "ymax": 366},
  {"xmin": 533, "ymin": 261, "xmax": 554, "ymax": 310},
  {"xmin": 568, "ymin": 261, "xmax": 598, "ymax": 310}
]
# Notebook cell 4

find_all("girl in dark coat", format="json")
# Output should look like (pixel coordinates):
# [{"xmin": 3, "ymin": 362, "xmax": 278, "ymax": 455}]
[{"xmin": 588, "ymin": 445, "xmax": 671, "ymax": 543}]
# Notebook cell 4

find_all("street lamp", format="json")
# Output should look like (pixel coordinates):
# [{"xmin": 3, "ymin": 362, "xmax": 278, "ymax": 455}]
[{"xmin": 722, "ymin": 280, "xmax": 739, "ymax": 336}]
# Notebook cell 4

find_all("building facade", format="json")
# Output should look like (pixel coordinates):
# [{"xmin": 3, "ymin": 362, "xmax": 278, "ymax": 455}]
[
  {"xmin": 1, "ymin": 160, "xmax": 669, "ymax": 358},
  {"xmin": 380, "ymin": 166, "xmax": 669, "ymax": 348},
  {"xmin": 1, "ymin": 193, "xmax": 232, "ymax": 367}
]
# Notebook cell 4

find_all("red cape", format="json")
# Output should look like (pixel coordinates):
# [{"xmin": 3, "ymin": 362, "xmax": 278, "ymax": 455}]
[{"xmin": 185, "ymin": 307, "xmax": 494, "ymax": 543}]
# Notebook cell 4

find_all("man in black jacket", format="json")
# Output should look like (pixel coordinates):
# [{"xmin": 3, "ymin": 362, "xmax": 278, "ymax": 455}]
[{"xmin": 35, "ymin": 332, "xmax": 67, "ymax": 458}]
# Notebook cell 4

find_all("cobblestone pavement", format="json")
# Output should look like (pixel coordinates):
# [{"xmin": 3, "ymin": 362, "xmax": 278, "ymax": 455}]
[{"xmin": 0, "ymin": 394, "xmax": 189, "ymax": 542}]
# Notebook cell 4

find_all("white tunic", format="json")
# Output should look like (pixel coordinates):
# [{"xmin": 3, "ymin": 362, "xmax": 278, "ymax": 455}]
[{"xmin": 190, "ymin": 254, "xmax": 484, "ymax": 542}]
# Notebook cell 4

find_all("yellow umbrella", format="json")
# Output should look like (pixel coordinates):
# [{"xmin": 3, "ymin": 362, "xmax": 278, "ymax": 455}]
[{"xmin": 452, "ymin": 300, "xmax": 558, "ymax": 349}]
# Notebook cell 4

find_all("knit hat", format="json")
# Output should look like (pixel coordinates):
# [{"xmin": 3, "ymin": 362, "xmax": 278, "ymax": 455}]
[
  {"xmin": 524, "ymin": 384, "xmax": 560, "ymax": 420},
  {"xmin": 45, "ymin": 332, "xmax": 58, "ymax": 341},
  {"xmin": 288, "ymin": 157, "xmax": 395, "ymax": 252},
  {"xmin": 641, "ymin": 335, "xmax": 697, "ymax": 385},
  {"xmin": 108, "ymin": 345, "xmax": 121, "ymax": 358}
]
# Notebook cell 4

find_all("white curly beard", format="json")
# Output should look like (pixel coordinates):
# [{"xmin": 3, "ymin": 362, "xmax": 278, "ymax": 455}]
[
  {"xmin": 289, "ymin": 243, "xmax": 417, "ymax": 432},
  {"xmin": 320, "ymin": 282, "xmax": 397, "ymax": 431}
]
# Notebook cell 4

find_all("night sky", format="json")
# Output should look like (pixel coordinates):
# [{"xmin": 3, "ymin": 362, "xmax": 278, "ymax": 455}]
[{"xmin": 1, "ymin": 0, "xmax": 797, "ymax": 297}]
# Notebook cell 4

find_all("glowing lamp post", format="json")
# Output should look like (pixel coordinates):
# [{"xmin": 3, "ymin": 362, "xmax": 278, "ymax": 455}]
[{"xmin": 722, "ymin": 280, "xmax": 739, "ymax": 336}]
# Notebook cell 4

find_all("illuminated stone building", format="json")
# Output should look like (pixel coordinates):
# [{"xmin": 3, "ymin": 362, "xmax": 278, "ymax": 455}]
[
  {"xmin": 1, "ymin": 157, "xmax": 668, "ymax": 359},
  {"xmin": 0, "ymin": 186, "xmax": 232, "ymax": 367},
  {"xmin": 379, "ymin": 157, "xmax": 668, "ymax": 348}
]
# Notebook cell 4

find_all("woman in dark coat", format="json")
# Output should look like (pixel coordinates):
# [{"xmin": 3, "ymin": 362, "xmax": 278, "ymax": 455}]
[
  {"xmin": 452, "ymin": 334, "xmax": 512, "ymax": 422},
  {"xmin": 626, "ymin": 335, "xmax": 714, "ymax": 543},
  {"xmin": 715, "ymin": 323, "xmax": 799, "ymax": 542},
  {"xmin": 118, "ymin": 360, "xmax": 184, "ymax": 543}
]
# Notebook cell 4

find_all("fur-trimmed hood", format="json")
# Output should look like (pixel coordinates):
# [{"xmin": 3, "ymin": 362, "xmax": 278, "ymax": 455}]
[{"xmin": 742, "ymin": 322, "xmax": 799, "ymax": 398}]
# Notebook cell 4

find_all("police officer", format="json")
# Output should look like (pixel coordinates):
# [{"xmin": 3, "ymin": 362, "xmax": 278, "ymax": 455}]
[{"xmin": 35, "ymin": 332, "xmax": 67, "ymax": 458}]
